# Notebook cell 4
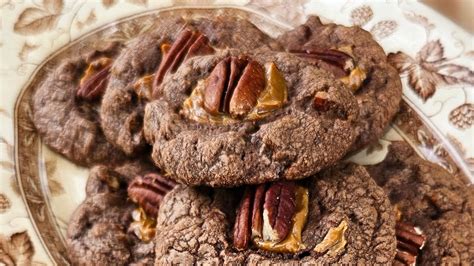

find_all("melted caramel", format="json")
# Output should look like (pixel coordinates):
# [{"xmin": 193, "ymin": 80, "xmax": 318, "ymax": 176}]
[
  {"xmin": 253, "ymin": 186, "xmax": 308, "ymax": 253},
  {"xmin": 161, "ymin": 43, "xmax": 171, "ymax": 57},
  {"xmin": 80, "ymin": 57, "xmax": 112, "ymax": 85},
  {"xmin": 129, "ymin": 208, "xmax": 156, "ymax": 242},
  {"xmin": 247, "ymin": 62, "xmax": 288, "ymax": 119},
  {"xmin": 340, "ymin": 66, "xmax": 366, "ymax": 92},
  {"xmin": 313, "ymin": 220, "xmax": 348, "ymax": 256},
  {"xmin": 182, "ymin": 62, "xmax": 288, "ymax": 124},
  {"xmin": 133, "ymin": 74, "xmax": 154, "ymax": 101}
]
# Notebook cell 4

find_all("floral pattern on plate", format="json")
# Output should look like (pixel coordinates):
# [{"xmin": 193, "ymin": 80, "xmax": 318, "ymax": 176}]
[{"xmin": 0, "ymin": 1, "xmax": 472, "ymax": 264}]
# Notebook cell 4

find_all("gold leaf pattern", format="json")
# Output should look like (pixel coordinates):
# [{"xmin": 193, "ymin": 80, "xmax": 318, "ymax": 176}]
[
  {"xmin": 0, "ymin": 137, "xmax": 14, "ymax": 172},
  {"xmin": 370, "ymin": 20, "xmax": 397, "ymax": 40},
  {"xmin": 447, "ymin": 134, "xmax": 466, "ymax": 155},
  {"xmin": 0, "ymin": 194, "xmax": 11, "ymax": 214},
  {"xmin": 449, "ymin": 103, "xmax": 474, "ymax": 129},
  {"xmin": 350, "ymin": 5, "xmax": 373, "ymax": 26},
  {"xmin": 173, "ymin": 0, "xmax": 216, "ymax": 5},
  {"xmin": 106, "ymin": 16, "xmax": 157, "ymax": 42},
  {"xmin": 13, "ymin": 0, "xmax": 63, "ymax": 35},
  {"xmin": 418, "ymin": 40, "xmax": 443, "ymax": 62},
  {"xmin": 467, "ymin": 158, "xmax": 474, "ymax": 171},
  {"xmin": 0, "ymin": 231, "xmax": 34, "ymax": 265},
  {"xmin": 0, "ymin": 161, "xmax": 14, "ymax": 168},
  {"xmin": 388, "ymin": 40, "xmax": 474, "ymax": 101},
  {"xmin": 18, "ymin": 42, "xmax": 39, "ymax": 61},
  {"xmin": 48, "ymin": 179, "xmax": 64, "ymax": 196},
  {"xmin": 76, "ymin": 10, "xmax": 97, "ymax": 30},
  {"xmin": 403, "ymin": 11, "xmax": 435, "ymax": 30},
  {"xmin": 14, "ymin": 8, "xmax": 60, "ymax": 35},
  {"xmin": 43, "ymin": 0, "xmax": 63, "ymax": 14},
  {"xmin": 0, "ymin": 108, "xmax": 9, "ymax": 116},
  {"xmin": 466, "ymin": 50, "xmax": 474, "ymax": 59},
  {"xmin": 45, "ymin": 160, "xmax": 56, "ymax": 175},
  {"xmin": 102, "ymin": 0, "xmax": 117, "ymax": 8},
  {"xmin": 10, "ymin": 176, "xmax": 20, "ymax": 196},
  {"xmin": 250, "ymin": 0, "xmax": 309, "ymax": 23},
  {"xmin": 416, "ymin": 129, "xmax": 456, "ymax": 173},
  {"xmin": 45, "ymin": 159, "xmax": 64, "ymax": 196},
  {"xmin": 126, "ymin": 0, "xmax": 147, "ymax": 6}
]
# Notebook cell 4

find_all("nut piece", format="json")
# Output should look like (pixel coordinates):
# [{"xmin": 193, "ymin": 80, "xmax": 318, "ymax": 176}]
[
  {"xmin": 203, "ymin": 57, "xmax": 231, "ymax": 115},
  {"xmin": 292, "ymin": 48, "xmax": 354, "ymax": 73},
  {"xmin": 133, "ymin": 74, "xmax": 154, "ymax": 101},
  {"xmin": 152, "ymin": 29, "xmax": 214, "ymax": 97},
  {"xmin": 313, "ymin": 91, "xmax": 330, "ymax": 111},
  {"xmin": 292, "ymin": 48, "xmax": 367, "ymax": 92},
  {"xmin": 313, "ymin": 220, "xmax": 348, "ymax": 256},
  {"xmin": 76, "ymin": 57, "xmax": 112, "ymax": 101},
  {"xmin": 203, "ymin": 56, "xmax": 266, "ymax": 118},
  {"xmin": 129, "ymin": 207, "xmax": 157, "ymax": 242},
  {"xmin": 340, "ymin": 67, "xmax": 367, "ymax": 92},
  {"xmin": 395, "ymin": 221, "xmax": 427, "ymax": 266},
  {"xmin": 233, "ymin": 181, "xmax": 307, "ymax": 253},
  {"xmin": 262, "ymin": 181, "xmax": 297, "ymax": 242},
  {"xmin": 127, "ymin": 173, "xmax": 176, "ymax": 218},
  {"xmin": 229, "ymin": 60, "xmax": 266, "ymax": 117},
  {"xmin": 251, "ymin": 184, "xmax": 266, "ymax": 238},
  {"xmin": 233, "ymin": 187, "xmax": 253, "ymax": 250},
  {"xmin": 254, "ymin": 185, "xmax": 308, "ymax": 253}
]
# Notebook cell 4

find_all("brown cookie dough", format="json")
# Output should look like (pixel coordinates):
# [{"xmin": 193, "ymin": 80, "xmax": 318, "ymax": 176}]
[
  {"xmin": 67, "ymin": 160, "xmax": 159, "ymax": 265},
  {"xmin": 154, "ymin": 164, "xmax": 396, "ymax": 264},
  {"xmin": 100, "ymin": 15, "xmax": 274, "ymax": 155},
  {"xmin": 366, "ymin": 141, "xmax": 474, "ymax": 265},
  {"xmin": 31, "ymin": 44, "xmax": 127, "ymax": 166},
  {"xmin": 85, "ymin": 159, "xmax": 156, "ymax": 196},
  {"xmin": 144, "ymin": 49, "xmax": 360, "ymax": 187},
  {"xmin": 276, "ymin": 16, "xmax": 402, "ymax": 151}
]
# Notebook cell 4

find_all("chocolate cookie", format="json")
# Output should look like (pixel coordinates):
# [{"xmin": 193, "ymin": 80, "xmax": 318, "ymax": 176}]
[
  {"xmin": 100, "ymin": 16, "xmax": 274, "ymax": 155},
  {"xmin": 276, "ymin": 16, "xmax": 402, "ymax": 151},
  {"xmin": 67, "ymin": 160, "xmax": 174, "ymax": 265},
  {"xmin": 154, "ymin": 164, "xmax": 396, "ymax": 264},
  {"xmin": 32, "ymin": 43, "xmax": 127, "ymax": 166},
  {"xmin": 144, "ymin": 49, "xmax": 360, "ymax": 187},
  {"xmin": 366, "ymin": 141, "xmax": 474, "ymax": 265}
]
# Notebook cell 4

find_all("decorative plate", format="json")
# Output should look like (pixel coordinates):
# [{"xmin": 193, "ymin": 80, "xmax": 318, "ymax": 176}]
[{"xmin": 0, "ymin": 1, "xmax": 472, "ymax": 265}]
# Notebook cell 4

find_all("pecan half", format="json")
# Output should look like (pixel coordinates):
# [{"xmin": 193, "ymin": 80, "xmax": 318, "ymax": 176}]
[
  {"xmin": 395, "ymin": 221, "xmax": 427, "ymax": 265},
  {"xmin": 203, "ymin": 56, "xmax": 266, "ymax": 118},
  {"xmin": 233, "ymin": 187, "xmax": 254, "ymax": 250},
  {"xmin": 233, "ymin": 181, "xmax": 299, "ymax": 250},
  {"xmin": 262, "ymin": 181, "xmax": 296, "ymax": 242},
  {"xmin": 152, "ymin": 29, "xmax": 214, "ymax": 97},
  {"xmin": 127, "ymin": 173, "xmax": 176, "ymax": 218},
  {"xmin": 291, "ymin": 48, "xmax": 367, "ymax": 92},
  {"xmin": 291, "ymin": 48, "xmax": 354, "ymax": 75},
  {"xmin": 251, "ymin": 184, "xmax": 266, "ymax": 238},
  {"xmin": 76, "ymin": 57, "xmax": 112, "ymax": 101}
]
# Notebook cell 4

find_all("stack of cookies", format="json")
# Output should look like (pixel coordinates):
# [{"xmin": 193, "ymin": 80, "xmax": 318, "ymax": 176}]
[{"xmin": 32, "ymin": 15, "xmax": 473, "ymax": 265}]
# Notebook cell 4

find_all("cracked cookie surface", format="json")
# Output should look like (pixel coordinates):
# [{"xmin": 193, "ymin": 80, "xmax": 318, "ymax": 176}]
[
  {"xmin": 154, "ymin": 163, "xmax": 396, "ymax": 264},
  {"xmin": 32, "ymin": 44, "xmax": 127, "ymax": 166},
  {"xmin": 144, "ymin": 49, "xmax": 360, "ymax": 187},
  {"xmin": 276, "ymin": 16, "xmax": 402, "ymax": 152},
  {"xmin": 366, "ymin": 141, "xmax": 474, "ymax": 265},
  {"xmin": 101, "ymin": 15, "xmax": 274, "ymax": 155},
  {"xmin": 67, "ymin": 160, "xmax": 158, "ymax": 265}
]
